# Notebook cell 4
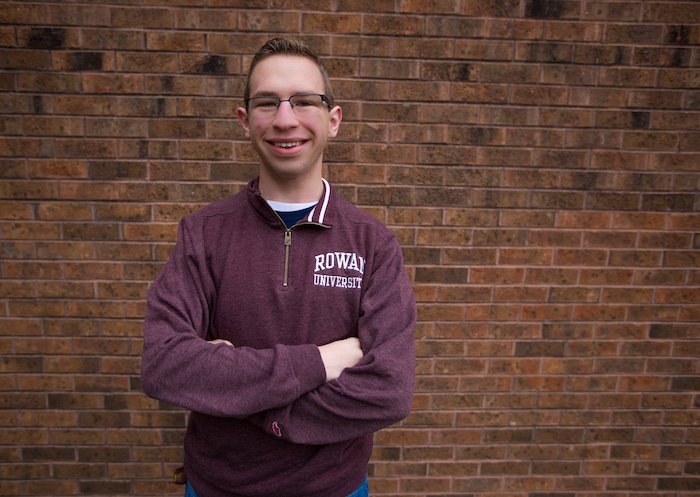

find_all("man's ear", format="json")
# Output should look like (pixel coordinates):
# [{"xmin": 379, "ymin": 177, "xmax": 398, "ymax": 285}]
[
  {"xmin": 327, "ymin": 105, "xmax": 342, "ymax": 138},
  {"xmin": 236, "ymin": 106, "xmax": 250, "ymax": 138}
]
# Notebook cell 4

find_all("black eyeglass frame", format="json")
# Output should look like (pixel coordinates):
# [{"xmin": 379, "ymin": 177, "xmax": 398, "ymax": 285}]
[{"xmin": 244, "ymin": 93, "xmax": 333, "ymax": 112}]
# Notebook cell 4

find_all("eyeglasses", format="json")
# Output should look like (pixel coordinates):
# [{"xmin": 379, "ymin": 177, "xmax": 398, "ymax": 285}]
[{"xmin": 245, "ymin": 93, "xmax": 332, "ymax": 116}]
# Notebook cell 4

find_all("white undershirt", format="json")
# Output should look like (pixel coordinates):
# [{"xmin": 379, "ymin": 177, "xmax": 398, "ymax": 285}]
[{"xmin": 266, "ymin": 200, "xmax": 318, "ymax": 212}]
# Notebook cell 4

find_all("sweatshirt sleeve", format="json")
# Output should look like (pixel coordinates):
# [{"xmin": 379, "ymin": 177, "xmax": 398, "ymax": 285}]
[
  {"xmin": 251, "ymin": 235, "xmax": 416, "ymax": 444},
  {"xmin": 140, "ymin": 218, "xmax": 327, "ymax": 417}
]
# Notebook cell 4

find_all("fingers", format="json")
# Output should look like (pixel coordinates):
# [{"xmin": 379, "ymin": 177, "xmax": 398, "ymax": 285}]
[{"xmin": 318, "ymin": 337, "xmax": 363, "ymax": 382}]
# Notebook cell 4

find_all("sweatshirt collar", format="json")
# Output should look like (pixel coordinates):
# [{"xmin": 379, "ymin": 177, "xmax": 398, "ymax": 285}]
[{"xmin": 247, "ymin": 177, "xmax": 333, "ymax": 228}]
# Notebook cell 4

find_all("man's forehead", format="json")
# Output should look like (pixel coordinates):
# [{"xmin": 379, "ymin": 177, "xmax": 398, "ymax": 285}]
[{"xmin": 249, "ymin": 55, "xmax": 324, "ymax": 89}]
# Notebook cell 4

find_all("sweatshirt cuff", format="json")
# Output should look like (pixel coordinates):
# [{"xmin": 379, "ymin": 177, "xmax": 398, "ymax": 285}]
[
  {"xmin": 286, "ymin": 343, "xmax": 327, "ymax": 395},
  {"xmin": 255, "ymin": 344, "xmax": 325, "ymax": 440}
]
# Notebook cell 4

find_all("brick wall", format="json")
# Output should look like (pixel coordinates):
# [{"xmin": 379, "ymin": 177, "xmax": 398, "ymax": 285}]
[{"xmin": 1, "ymin": 1, "xmax": 699, "ymax": 496}]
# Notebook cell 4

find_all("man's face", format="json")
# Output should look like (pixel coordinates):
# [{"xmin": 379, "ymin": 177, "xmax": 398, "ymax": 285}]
[{"xmin": 237, "ymin": 55, "xmax": 341, "ymax": 186}]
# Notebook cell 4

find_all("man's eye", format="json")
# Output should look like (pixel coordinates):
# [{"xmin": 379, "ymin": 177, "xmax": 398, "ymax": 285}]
[
  {"xmin": 255, "ymin": 99, "xmax": 278, "ymax": 108},
  {"xmin": 292, "ymin": 96, "xmax": 321, "ymax": 107}
]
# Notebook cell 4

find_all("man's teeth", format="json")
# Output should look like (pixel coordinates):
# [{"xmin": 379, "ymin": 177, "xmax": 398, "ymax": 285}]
[{"xmin": 274, "ymin": 141, "xmax": 302, "ymax": 148}]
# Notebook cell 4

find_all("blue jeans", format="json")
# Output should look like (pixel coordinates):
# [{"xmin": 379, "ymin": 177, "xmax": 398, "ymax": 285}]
[
  {"xmin": 347, "ymin": 476, "xmax": 369, "ymax": 497},
  {"xmin": 185, "ymin": 476, "xmax": 369, "ymax": 497}
]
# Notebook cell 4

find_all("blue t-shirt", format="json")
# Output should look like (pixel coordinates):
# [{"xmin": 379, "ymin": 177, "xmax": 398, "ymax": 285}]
[{"xmin": 267, "ymin": 200, "xmax": 317, "ymax": 229}]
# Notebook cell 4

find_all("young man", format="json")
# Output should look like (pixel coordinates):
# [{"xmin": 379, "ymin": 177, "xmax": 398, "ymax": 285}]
[{"xmin": 141, "ymin": 38, "xmax": 416, "ymax": 497}]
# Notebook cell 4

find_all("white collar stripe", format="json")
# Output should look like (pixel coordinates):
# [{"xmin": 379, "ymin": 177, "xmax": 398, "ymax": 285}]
[{"xmin": 318, "ymin": 178, "xmax": 331, "ymax": 224}]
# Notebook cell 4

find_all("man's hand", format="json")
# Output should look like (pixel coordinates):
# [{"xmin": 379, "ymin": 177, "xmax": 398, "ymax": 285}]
[{"xmin": 318, "ymin": 337, "xmax": 363, "ymax": 382}]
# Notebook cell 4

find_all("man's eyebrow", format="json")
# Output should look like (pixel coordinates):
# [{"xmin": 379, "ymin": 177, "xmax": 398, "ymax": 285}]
[
  {"xmin": 250, "ymin": 90, "xmax": 321, "ymax": 98},
  {"xmin": 249, "ymin": 91, "xmax": 279, "ymax": 98}
]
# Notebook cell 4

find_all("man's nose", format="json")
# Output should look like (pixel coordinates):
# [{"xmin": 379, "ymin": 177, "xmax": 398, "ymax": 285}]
[{"xmin": 272, "ymin": 100, "xmax": 298, "ymax": 127}]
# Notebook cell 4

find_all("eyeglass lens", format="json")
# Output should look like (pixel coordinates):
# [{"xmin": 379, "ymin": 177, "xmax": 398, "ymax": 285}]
[{"xmin": 248, "ymin": 94, "xmax": 327, "ymax": 113}]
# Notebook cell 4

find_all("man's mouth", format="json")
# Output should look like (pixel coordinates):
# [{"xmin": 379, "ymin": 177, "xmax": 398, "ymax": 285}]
[{"xmin": 272, "ymin": 141, "xmax": 303, "ymax": 148}]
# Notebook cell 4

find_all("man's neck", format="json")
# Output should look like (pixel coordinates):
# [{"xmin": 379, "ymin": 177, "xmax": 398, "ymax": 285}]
[{"xmin": 258, "ymin": 173, "xmax": 324, "ymax": 203}]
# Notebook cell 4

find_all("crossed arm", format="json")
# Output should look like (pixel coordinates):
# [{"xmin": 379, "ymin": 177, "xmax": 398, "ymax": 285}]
[{"xmin": 211, "ymin": 336, "xmax": 363, "ymax": 382}]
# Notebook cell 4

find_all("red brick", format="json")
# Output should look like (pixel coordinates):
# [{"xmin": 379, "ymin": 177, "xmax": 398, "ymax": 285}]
[
  {"xmin": 549, "ymin": 287, "xmax": 600, "ymax": 303},
  {"xmin": 82, "ymin": 74, "xmax": 143, "ymax": 94},
  {"xmin": 601, "ymin": 67, "xmax": 659, "ymax": 88},
  {"xmin": 542, "ymin": 65, "xmax": 598, "ymax": 85},
  {"xmin": 500, "ymin": 248, "xmax": 553, "ymax": 265},
  {"xmin": 81, "ymin": 28, "xmax": 145, "ymax": 50},
  {"xmin": 585, "ymin": 230, "xmax": 637, "ymax": 248},
  {"xmin": 455, "ymin": 40, "xmax": 513, "ymax": 61},
  {"xmin": 23, "ymin": 116, "xmax": 84, "ymax": 137},
  {"xmin": 303, "ymin": 13, "xmax": 362, "ymax": 33},
  {"xmin": 175, "ymin": 8, "xmax": 239, "ymax": 30},
  {"xmin": 628, "ymin": 89, "xmax": 684, "ymax": 109},
  {"xmin": 54, "ymin": 95, "xmax": 117, "ymax": 115},
  {"xmin": 110, "ymin": 7, "xmax": 174, "ymax": 28},
  {"xmin": 362, "ymin": 15, "xmax": 423, "ymax": 35},
  {"xmin": 18, "ymin": 72, "xmax": 82, "ymax": 93},
  {"xmin": 646, "ymin": 47, "xmax": 693, "ymax": 71},
  {"xmin": 445, "ymin": 168, "xmax": 501, "ymax": 189},
  {"xmin": 23, "ymin": 480, "xmax": 80, "ymax": 495},
  {"xmin": 640, "ymin": 232, "xmax": 693, "ymax": 249},
  {"xmin": 238, "ymin": 10, "xmax": 300, "ymax": 32},
  {"xmin": 116, "ymin": 53, "xmax": 178, "ymax": 73},
  {"xmin": 123, "ymin": 223, "xmax": 178, "ymax": 242}
]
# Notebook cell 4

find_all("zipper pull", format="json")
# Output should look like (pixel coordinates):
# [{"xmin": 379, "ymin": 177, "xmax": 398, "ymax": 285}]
[{"xmin": 284, "ymin": 230, "xmax": 292, "ymax": 246}]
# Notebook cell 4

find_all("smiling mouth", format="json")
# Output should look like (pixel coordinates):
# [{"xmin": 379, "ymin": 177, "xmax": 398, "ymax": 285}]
[{"xmin": 272, "ymin": 141, "xmax": 304, "ymax": 148}]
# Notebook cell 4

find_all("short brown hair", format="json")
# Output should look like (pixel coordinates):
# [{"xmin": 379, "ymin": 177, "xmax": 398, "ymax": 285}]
[{"xmin": 243, "ymin": 37, "xmax": 335, "ymax": 108}]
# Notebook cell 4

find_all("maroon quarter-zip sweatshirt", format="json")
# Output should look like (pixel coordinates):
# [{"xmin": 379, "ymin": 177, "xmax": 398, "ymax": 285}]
[{"xmin": 141, "ymin": 178, "xmax": 416, "ymax": 497}]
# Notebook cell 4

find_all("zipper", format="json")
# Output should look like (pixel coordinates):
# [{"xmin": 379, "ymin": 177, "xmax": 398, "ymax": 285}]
[
  {"xmin": 281, "ymin": 223, "xmax": 327, "ymax": 287},
  {"xmin": 261, "ymin": 195, "xmax": 329, "ymax": 287},
  {"xmin": 283, "ymin": 229, "xmax": 292, "ymax": 287},
  {"xmin": 280, "ymin": 222, "xmax": 329, "ymax": 287},
  {"xmin": 263, "ymin": 203, "xmax": 294, "ymax": 288}
]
